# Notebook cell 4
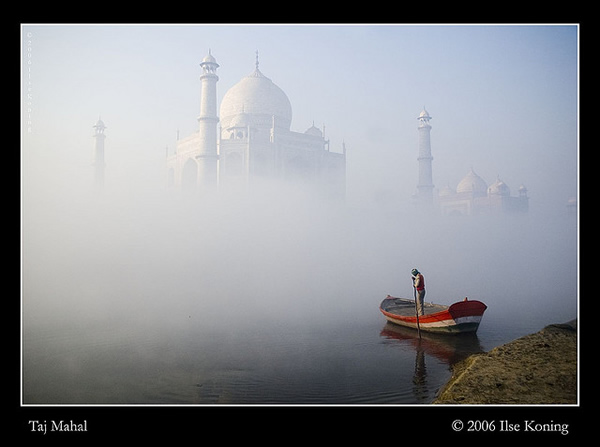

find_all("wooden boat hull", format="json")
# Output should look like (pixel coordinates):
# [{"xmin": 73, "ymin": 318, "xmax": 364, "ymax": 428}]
[{"xmin": 379, "ymin": 296, "xmax": 487, "ymax": 334}]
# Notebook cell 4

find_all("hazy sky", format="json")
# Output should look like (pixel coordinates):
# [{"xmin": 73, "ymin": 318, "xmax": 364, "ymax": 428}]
[
  {"xmin": 22, "ymin": 23, "xmax": 578, "ymax": 211},
  {"xmin": 21, "ymin": 24, "xmax": 579, "ymax": 339}
]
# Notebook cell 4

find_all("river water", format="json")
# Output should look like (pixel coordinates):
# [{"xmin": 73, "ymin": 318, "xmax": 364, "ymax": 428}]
[{"xmin": 22, "ymin": 291, "xmax": 574, "ymax": 405}]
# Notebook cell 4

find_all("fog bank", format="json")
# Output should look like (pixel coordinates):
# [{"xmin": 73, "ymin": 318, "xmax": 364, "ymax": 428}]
[{"xmin": 22, "ymin": 177, "xmax": 577, "ymax": 337}]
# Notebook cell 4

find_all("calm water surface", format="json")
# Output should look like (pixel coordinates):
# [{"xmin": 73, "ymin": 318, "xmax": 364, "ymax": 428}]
[{"xmin": 22, "ymin": 295, "xmax": 569, "ymax": 405}]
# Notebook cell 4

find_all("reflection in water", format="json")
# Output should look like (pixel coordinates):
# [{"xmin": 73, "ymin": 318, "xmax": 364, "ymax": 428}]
[
  {"xmin": 380, "ymin": 322, "xmax": 484, "ymax": 365},
  {"xmin": 380, "ymin": 322, "xmax": 484, "ymax": 402},
  {"xmin": 413, "ymin": 342, "xmax": 427, "ymax": 401}
]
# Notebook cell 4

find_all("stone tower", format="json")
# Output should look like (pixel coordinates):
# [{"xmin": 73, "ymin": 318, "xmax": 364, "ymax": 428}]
[
  {"xmin": 92, "ymin": 117, "xmax": 106, "ymax": 188},
  {"xmin": 197, "ymin": 50, "xmax": 220, "ymax": 189},
  {"xmin": 416, "ymin": 107, "xmax": 434, "ymax": 204}
]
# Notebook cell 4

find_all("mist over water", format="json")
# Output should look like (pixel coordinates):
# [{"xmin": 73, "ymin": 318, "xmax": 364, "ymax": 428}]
[
  {"xmin": 22, "ymin": 168, "xmax": 577, "ymax": 404},
  {"xmin": 23, "ymin": 172, "xmax": 577, "ymax": 337}
]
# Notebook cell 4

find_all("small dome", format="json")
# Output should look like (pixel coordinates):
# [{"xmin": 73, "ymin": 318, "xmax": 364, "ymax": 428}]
[
  {"xmin": 418, "ymin": 107, "xmax": 432, "ymax": 128},
  {"xmin": 202, "ymin": 53, "xmax": 216, "ymax": 64},
  {"xmin": 456, "ymin": 168, "xmax": 488, "ymax": 196},
  {"xmin": 220, "ymin": 67, "xmax": 292, "ymax": 130},
  {"xmin": 488, "ymin": 176, "xmax": 510, "ymax": 196},
  {"xmin": 201, "ymin": 50, "xmax": 218, "ymax": 65},
  {"xmin": 93, "ymin": 118, "xmax": 106, "ymax": 132},
  {"xmin": 304, "ymin": 124, "xmax": 322, "ymax": 137}
]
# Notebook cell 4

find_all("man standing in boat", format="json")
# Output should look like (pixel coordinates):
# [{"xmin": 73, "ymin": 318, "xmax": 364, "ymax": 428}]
[{"xmin": 411, "ymin": 268, "xmax": 426, "ymax": 316}]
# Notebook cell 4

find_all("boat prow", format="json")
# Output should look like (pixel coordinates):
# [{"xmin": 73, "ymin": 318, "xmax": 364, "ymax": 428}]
[{"xmin": 379, "ymin": 296, "xmax": 487, "ymax": 334}]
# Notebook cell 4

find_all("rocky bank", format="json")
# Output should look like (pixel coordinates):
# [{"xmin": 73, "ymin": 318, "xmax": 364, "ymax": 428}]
[{"xmin": 433, "ymin": 320, "xmax": 577, "ymax": 404}]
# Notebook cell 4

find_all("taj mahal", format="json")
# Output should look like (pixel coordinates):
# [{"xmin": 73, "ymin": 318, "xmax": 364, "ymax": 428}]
[
  {"xmin": 91, "ymin": 51, "xmax": 529, "ymax": 215},
  {"xmin": 412, "ymin": 107, "xmax": 529, "ymax": 216},
  {"xmin": 165, "ymin": 51, "xmax": 346, "ymax": 200}
]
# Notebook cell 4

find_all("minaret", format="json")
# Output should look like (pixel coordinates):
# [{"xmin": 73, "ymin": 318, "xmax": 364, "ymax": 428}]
[
  {"xmin": 416, "ymin": 107, "xmax": 434, "ymax": 203},
  {"xmin": 197, "ymin": 50, "xmax": 220, "ymax": 188},
  {"xmin": 92, "ymin": 117, "xmax": 106, "ymax": 189}
]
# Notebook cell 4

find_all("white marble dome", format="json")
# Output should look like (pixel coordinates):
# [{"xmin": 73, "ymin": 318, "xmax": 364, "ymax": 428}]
[
  {"xmin": 220, "ymin": 67, "xmax": 292, "ymax": 130},
  {"xmin": 487, "ymin": 176, "xmax": 511, "ymax": 196},
  {"xmin": 202, "ymin": 52, "xmax": 217, "ymax": 64},
  {"xmin": 456, "ymin": 168, "xmax": 488, "ymax": 195},
  {"xmin": 418, "ymin": 107, "xmax": 431, "ymax": 119}
]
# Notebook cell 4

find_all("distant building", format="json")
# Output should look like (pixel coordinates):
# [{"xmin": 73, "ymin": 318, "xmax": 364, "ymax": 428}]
[
  {"xmin": 92, "ymin": 117, "xmax": 106, "ymax": 189},
  {"xmin": 166, "ymin": 51, "xmax": 346, "ymax": 200},
  {"xmin": 412, "ymin": 108, "xmax": 528, "ymax": 216},
  {"xmin": 437, "ymin": 168, "xmax": 529, "ymax": 216}
]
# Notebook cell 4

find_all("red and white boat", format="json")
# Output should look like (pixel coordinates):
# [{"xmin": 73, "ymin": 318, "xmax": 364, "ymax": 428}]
[{"xmin": 379, "ymin": 295, "xmax": 487, "ymax": 334}]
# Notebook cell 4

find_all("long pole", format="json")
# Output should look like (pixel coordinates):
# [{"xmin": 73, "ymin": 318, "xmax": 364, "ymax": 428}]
[{"xmin": 413, "ymin": 279, "xmax": 422, "ymax": 338}]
